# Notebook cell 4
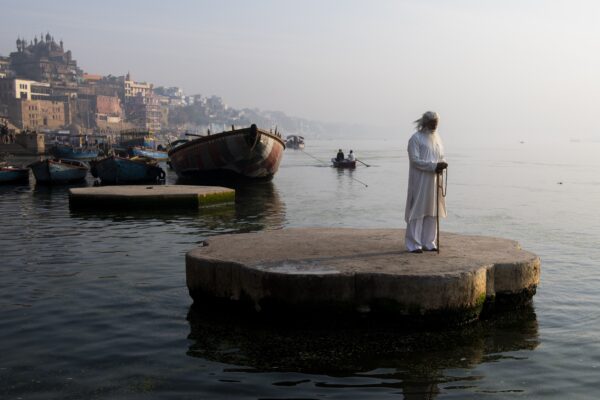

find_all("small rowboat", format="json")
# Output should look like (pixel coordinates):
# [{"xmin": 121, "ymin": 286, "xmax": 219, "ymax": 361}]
[
  {"xmin": 28, "ymin": 158, "xmax": 89, "ymax": 184},
  {"xmin": 0, "ymin": 163, "xmax": 29, "ymax": 184},
  {"xmin": 331, "ymin": 159, "xmax": 356, "ymax": 169},
  {"xmin": 90, "ymin": 155, "xmax": 165, "ymax": 184}
]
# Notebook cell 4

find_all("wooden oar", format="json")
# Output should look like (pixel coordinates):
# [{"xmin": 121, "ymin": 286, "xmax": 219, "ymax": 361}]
[{"xmin": 356, "ymin": 158, "xmax": 370, "ymax": 167}]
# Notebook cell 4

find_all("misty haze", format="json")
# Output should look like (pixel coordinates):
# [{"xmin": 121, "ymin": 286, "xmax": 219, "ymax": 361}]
[{"xmin": 1, "ymin": 2, "xmax": 599, "ymax": 399}]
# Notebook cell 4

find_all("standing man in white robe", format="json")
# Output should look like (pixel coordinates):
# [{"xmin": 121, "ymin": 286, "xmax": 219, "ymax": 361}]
[{"xmin": 405, "ymin": 111, "xmax": 448, "ymax": 253}]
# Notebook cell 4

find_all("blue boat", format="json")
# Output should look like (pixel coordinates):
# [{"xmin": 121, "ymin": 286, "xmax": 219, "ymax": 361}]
[
  {"xmin": 50, "ymin": 144, "xmax": 99, "ymax": 159},
  {"xmin": 129, "ymin": 146, "xmax": 168, "ymax": 160},
  {"xmin": 0, "ymin": 163, "xmax": 29, "ymax": 184},
  {"xmin": 91, "ymin": 156, "xmax": 165, "ymax": 184},
  {"xmin": 28, "ymin": 158, "xmax": 89, "ymax": 184}
]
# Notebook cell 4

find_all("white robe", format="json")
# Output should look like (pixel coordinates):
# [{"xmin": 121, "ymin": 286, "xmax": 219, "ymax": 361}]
[
  {"xmin": 404, "ymin": 129, "xmax": 446, "ymax": 223},
  {"xmin": 406, "ymin": 216, "xmax": 438, "ymax": 251}
]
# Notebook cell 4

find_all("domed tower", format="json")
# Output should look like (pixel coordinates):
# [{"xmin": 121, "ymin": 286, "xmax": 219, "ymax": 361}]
[
  {"xmin": 45, "ymin": 32, "xmax": 51, "ymax": 42},
  {"xmin": 16, "ymin": 37, "xmax": 21, "ymax": 52}
]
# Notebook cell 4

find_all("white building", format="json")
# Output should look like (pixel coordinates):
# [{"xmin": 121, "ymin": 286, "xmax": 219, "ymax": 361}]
[
  {"xmin": 0, "ymin": 78, "xmax": 50, "ymax": 103},
  {"xmin": 123, "ymin": 73, "xmax": 152, "ymax": 99}
]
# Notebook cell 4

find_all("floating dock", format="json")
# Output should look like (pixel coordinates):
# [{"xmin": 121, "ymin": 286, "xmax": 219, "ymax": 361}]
[
  {"xmin": 186, "ymin": 228, "xmax": 540, "ymax": 324},
  {"xmin": 69, "ymin": 185, "xmax": 234, "ymax": 209}
]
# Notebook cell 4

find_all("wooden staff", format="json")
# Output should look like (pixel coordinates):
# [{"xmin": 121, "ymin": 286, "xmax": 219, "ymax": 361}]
[
  {"xmin": 436, "ymin": 171, "xmax": 441, "ymax": 254},
  {"xmin": 436, "ymin": 168, "xmax": 448, "ymax": 254}
]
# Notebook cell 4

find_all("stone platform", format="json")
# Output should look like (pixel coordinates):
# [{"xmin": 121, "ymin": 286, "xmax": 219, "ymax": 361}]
[
  {"xmin": 186, "ymin": 228, "xmax": 541, "ymax": 324},
  {"xmin": 69, "ymin": 185, "xmax": 234, "ymax": 209}
]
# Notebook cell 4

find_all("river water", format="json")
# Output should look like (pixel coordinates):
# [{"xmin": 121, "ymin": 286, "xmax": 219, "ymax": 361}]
[{"xmin": 1, "ymin": 139, "xmax": 599, "ymax": 398}]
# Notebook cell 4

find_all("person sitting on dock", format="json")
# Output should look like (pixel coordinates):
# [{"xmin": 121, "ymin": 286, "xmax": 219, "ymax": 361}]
[
  {"xmin": 347, "ymin": 150, "xmax": 355, "ymax": 161},
  {"xmin": 404, "ymin": 111, "xmax": 448, "ymax": 253},
  {"xmin": 336, "ymin": 149, "xmax": 345, "ymax": 162}
]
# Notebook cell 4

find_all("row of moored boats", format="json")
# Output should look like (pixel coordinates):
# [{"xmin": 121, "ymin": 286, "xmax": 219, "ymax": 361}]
[
  {"xmin": 1, "ymin": 124, "xmax": 289, "ymax": 185},
  {"xmin": 0, "ymin": 155, "xmax": 166, "ymax": 185}
]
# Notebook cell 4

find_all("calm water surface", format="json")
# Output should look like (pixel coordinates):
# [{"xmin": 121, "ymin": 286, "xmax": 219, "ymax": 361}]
[{"xmin": 1, "ymin": 139, "xmax": 599, "ymax": 399}]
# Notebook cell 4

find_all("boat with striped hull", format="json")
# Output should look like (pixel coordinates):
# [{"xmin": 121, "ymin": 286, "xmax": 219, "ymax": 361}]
[{"xmin": 168, "ymin": 124, "xmax": 285, "ymax": 181}]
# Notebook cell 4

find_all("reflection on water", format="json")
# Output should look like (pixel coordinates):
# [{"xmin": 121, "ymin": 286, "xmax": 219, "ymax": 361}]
[
  {"xmin": 233, "ymin": 181, "xmax": 287, "ymax": 232},
  {"xmin": 187, "ymin": 306, "xmax": 539, "ymax": 398}
]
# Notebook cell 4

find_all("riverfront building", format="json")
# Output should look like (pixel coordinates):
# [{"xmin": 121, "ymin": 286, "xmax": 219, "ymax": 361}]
[
  {"xmin": 10, "ymin": 33, "xmax": 81, "ymax": 86},
  {"xmin": 8, "ymin": 99, "xmax": 65, "ymax": 130},
  {"xmin": 0, "ymin": 34, "xmax": 163, "ymax": 133}
]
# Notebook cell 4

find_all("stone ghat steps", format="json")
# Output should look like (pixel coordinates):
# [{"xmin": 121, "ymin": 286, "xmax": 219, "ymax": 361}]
[{"xmin": 186, "ymin": 228, "xmax": 540, "ymax": 325}]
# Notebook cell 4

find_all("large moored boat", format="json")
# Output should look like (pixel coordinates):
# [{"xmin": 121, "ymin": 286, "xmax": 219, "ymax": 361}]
[{"xmin": 168, "ymin": 124, "xmax": 285, "ymax": 181}]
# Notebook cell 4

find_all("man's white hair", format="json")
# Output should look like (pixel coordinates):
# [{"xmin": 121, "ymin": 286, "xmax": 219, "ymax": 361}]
[{"xmin": 415, "ymin": 111, "xmax": 439, "ymax": 131}]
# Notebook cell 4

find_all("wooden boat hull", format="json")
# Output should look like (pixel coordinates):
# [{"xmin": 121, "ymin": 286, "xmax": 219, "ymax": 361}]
[
  {"xmin": 92, "ymin": 156, "xmax": 165, "ymax": 184},
  {"xmin": 50, "ymin": 144, "xmax": 99, "ymax": 159},
  {"xmin": 130, "ymin": 147, "xmax": 168, "ymax": 160},
  {"xmin": 168, "ymin": 125, "xmax": 285, "ymax": 181},
  {"xmin": 0, "ymin": 167, "xmax": 29, "ymax": 184},
  {"xmin": 29, "ymin": 159, "xmax": 89, "ymax": 184},
  {"xmin": 332, "ymin": 159, "xmax": 356, "ymax": 168}
]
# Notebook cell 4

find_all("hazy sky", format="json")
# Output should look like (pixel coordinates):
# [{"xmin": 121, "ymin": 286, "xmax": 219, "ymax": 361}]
[{"xmin": 2, "ymin": 0, "xmax": 599, "ymax": 144}]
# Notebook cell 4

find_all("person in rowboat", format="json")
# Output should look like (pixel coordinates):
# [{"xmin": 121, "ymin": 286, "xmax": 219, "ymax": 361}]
[
  {"xmin": 347, "ymin": 150, "xmax": 355, "ymax": 161},
  {"xmin": 336, "ymin": 149, "xmax": 345, "ymax": 162},
  {"xmin": 404, "ymin": 111, "xmax": 448, "ymax": 253}
]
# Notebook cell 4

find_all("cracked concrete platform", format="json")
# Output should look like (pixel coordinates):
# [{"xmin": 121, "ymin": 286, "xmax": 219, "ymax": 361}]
[{"xmin": 186, "ymin": 228, "xmax": 540, "ymax": 323}]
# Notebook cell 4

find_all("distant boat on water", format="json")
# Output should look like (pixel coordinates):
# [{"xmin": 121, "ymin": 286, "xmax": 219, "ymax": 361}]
[
  {"xmin": 90, "ymin": 155, "xmax": 165, "ymax": 184},
  {"xmin": 168, "ymin": 124, "xmax": 285, "ymax": 181},
  {"xmin": 0, "ymin": 163, "xmax": 29, "ymax": 184},
  {"xmin": 285, "ymin": 135, "xmax": 305, "ymax": 150},
  {"xmin": 28, "ymin": 158, "xmax": 89, "ymax": 184},
  {"xmin": 331, "ymin": 158, "xmax": 356, "ymax": 169},
  {"xmin": 50, "ymin": 144, "xmax": 100, "ymax": 159}
]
